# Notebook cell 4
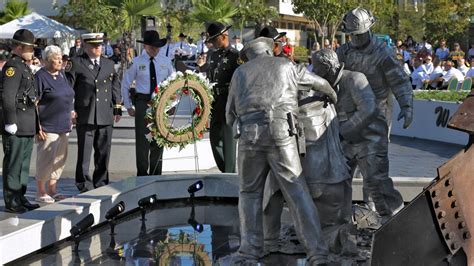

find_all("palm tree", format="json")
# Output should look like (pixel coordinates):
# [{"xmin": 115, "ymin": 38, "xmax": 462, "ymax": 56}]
[
  {"xmin": 107, "ymin": 0, "xmax": 161, "ymax": 32},
  {"xmin": 0, "ymin": 0, "xmax": 31, "ymax": 24},
  {"xmin": 190, "ymin": 0, "xmax": 238, "ymax": 25}
]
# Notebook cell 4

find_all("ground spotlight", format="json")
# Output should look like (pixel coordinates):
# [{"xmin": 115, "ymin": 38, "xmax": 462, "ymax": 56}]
[
  {"xmin": 188, "ymin": 217, "xmax": 204, "ymax": 233},
  {"xmin": 187, "ymin": 180, "xmax": 203, "ymax": 196},
  {"xmin": 70, "ymin": 213, "xmax": 94, "ymax": 252},
  {"xmin": 138, "ymin": 194, "xmax": 157, "ymax": 221},
  {"xmin": 106, "ymin": 201, "xmax": 125, "ymax": 220},
  {"xmin": 106, "ymin": 201, "xmax": 125, "ymax": 235},
  {"xmin": 187, "ymin": 202, "xmax": 203, "ymax": 233}
]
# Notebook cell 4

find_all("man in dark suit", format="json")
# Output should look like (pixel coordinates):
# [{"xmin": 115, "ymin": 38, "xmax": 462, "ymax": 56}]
[
  {"xmin": 69, "ymin": 38, "xmax": 83, "ymax": 58},
  {"xmin": 66, "ymin": 33, "xmax": 122, "ymax": 192},
  {"xmin": 1, "ymin": 29, "xmax": 40, "ymax": 213}
]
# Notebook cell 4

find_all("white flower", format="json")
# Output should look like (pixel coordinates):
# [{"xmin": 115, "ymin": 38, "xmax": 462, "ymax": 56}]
[
  {"xmin": 145, "ymin": 133, "xmax": 153, "ymax": 142},
  {"xmin": 185, "ymin": 69, "xmax": 194, "ymax": 75},
  {"xmin": 146, "ymin": 123, "xmax": 154, "ymax": 129},
  {"xmin": 161, "ymin": 80, "xmax": 169, "ymax": 87},
  {"xmin": 169, "ymin": 72, "xmax": 177, "ymax": 80}
]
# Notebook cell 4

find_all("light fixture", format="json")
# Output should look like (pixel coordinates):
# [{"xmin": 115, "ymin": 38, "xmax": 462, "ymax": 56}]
[
  {"xmin": 187, "ymin": 180, "xmax": 203, "ymax": 196},
  {"xmin": 105, "ymin": 201, "xmax": 125, "ymax": 235},
  {"xmin": 105, "ymin": 201, "xmax": 125, "ymax": 220},
  {"xmin": 70, "ymin": 213, "xmax": 94, "ymax": 252},
  {"xmin": 138, "ymin": 194, "xmax": 157, "ymax": 221},
  {"xmin": 188, "ymin": 217, "xmax": 204, "ymax": 233},
  {"xmin": 187, "ymin": 202, "xmax": 203, "ymax": 233}
]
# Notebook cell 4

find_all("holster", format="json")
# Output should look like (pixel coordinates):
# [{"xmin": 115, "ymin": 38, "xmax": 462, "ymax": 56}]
[
  {"xmin": 129, "ymin": 87, "xmax": 137, "ymax": 106},
  {"xmin": 287, "ymin": 112, "xmax": 306, "ymax": 156}
]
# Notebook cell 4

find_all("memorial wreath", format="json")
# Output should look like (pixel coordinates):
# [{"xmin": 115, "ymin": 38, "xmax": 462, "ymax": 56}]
[{"xmin": 145, "ymin": 70, "xmax": 214, "ymax": 149}]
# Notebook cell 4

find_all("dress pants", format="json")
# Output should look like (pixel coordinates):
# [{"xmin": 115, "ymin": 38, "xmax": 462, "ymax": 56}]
[
  {"xmin": 2, "ymin": 135, "xmax": 33, "ymax": 207},
  {"xmin": 75, "ymin": 124, "xmax": 113, "ymax": 191},
  {"xmin": 135, "ymin": 95, "xmax": 163, "ymax": 176},
  {"xmin": 237, "ymin": 142, "xmax": 328, "ymax": 263},
  {"xmin": 210, "ymin": 117, "xmax": 236, "ymax": 173}
]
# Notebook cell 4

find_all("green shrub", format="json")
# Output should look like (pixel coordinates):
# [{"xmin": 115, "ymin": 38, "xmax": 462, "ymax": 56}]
[
  {"xmin": 413, "ymin": 90, "xmax": 470, "ymax": 103},
  {"xmin": 293, "ymin": 46, "xmax": 309, "ymax": 63}
]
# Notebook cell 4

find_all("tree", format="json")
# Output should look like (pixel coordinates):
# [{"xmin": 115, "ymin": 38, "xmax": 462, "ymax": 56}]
[
  {"xmin": 0, "ymin": 0, "xmax": 31, "ymax": 24},
  {"xmin": 424, "ymin": 0, "xmax": 473, "ymax": 45},
  {"xmin": 58, "ymin": 0, "xmax": 118, "ymax": 34},
  {"xmin": 190, "ymin": 0, "xmax": 238, "ymax": 25},
  {"xmin": 291, "ymin": 0, "xmax": 358, "ymax": 47},
  {"xmin": 107, "ymin": 0, "xmax": 161, "ymax": 33},
  {"xmin": 234, "ymin": 0, "xmax": 278, "ymax": 39}
]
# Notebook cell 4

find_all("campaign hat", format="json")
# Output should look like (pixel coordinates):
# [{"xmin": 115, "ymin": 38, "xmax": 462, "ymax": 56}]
[
  {"xmin": 137, "ymin": 30, "xmax": 167, "ymax": 48},
  {"xmin": 12, "ymin": 29, "xmax": 36, "ymax": 46},
  {"xmin": 206, "ymin": 22, "xmax": 231, "ymax": 42}
]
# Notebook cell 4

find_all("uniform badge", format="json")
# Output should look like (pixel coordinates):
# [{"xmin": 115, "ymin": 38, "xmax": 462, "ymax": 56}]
[
  {"xmin": 138, "ymin": 65, "xmax": 146, "ymax": 71},
  {"xmin": 88, "ymin": 64, "xmax": 94, "ymax": 70},
  {"xmin": 65, "ymin": 61, "xmax": 72, "ymax": 72},
  {"xmin": 5, "ymin": 67, "xmax": 15, "ymax": 77},
  {"xmin": 222, "ymin": 57, "xmax": 228, "ymax": 64}
]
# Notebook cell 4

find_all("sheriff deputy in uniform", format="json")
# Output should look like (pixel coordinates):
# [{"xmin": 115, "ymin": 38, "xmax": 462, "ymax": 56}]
[
  {"xmin": 65, "ymin": 33, "xmax": 122, "ymax": 192},
  {"xmin": 1, "ymin": 29, "xmax": 40, "ymax": 213},
  {"xmin": 122, "ymin": 30, "xmax": 174, "ymax": 176},
  {"xmin": 197, "ymin": 22, "xmax": 240, "ymax": 173}
]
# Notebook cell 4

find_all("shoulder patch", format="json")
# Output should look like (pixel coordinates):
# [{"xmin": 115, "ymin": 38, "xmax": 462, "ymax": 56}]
[
  {"xmin": 5, "ymin": 67, "xmax": 15, "ymax": 77},
  {"xmin": 65, "ymin": 61, "xmax": 72, "ymax": 72}
]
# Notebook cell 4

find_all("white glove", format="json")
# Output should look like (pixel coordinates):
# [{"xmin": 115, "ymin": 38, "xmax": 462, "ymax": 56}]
[{"xmin": 5, "ymin": 124, "xmax": 17, "ymax": 135}]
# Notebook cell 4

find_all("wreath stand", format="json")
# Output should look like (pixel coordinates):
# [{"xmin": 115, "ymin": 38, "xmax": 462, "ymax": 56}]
[{"xmin": 165, "ymin": 78, "xmax": 200, "ymax": 173}]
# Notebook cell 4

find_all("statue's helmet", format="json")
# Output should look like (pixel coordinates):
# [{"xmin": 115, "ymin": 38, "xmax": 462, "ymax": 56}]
[
  {"xmin": 240, "ymin": 37, "xmax": 274, "ymax": 62},
  {"xmin": 341, "ymin": 7, "xmax": 376, "ymax": 35}
]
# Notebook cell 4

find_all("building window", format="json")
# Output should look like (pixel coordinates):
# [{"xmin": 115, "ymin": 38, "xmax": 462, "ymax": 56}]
[
  {"xmin": 273, "ymin": 21, "xmax": 279, "ymax": 28},
  {"xmin": 280, "ymin": 22, "xmax": 287, "ymax": 29},
  {"xmin": 287, "ymin": 22, "xmax": 294, "ymax": 30},
  {"xmin": 301, "ymin": 24, "xmax": 307, "ymax": 31}
]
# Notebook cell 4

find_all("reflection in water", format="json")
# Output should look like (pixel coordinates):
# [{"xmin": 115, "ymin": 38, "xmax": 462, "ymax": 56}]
[{"xmin": 10, "ymin": 199, "xmax": 371, "ymax": 265}]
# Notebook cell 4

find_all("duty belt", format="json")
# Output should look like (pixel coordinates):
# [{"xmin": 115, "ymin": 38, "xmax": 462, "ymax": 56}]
[
  {"xmin": 240, "ymin": 109, "xmax": 289, "ymax": 124},
  {"xmin": 135, "ymin": 93, "xmax": 151, "ymax": 101}
]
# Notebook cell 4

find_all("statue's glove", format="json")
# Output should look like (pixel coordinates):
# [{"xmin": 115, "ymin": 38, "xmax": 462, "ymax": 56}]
[{"xmin": 397, "ymin": 106, "xmax": 413, "ymax": 129}]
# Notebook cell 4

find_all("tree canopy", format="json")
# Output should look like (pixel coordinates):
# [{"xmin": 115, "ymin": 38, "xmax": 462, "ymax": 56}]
[{"xmin": 0, "ymin": 0, "xmax": 31, "ymax": 24}]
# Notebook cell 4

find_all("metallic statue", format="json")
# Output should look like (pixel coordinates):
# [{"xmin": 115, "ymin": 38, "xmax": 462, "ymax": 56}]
[
  {"xmin": 226, "ymin": 37, "xmax": 337, "ymax": 265},
  {"xmin": 337, "ymin": 7, "xmax": 412, "ymax": 215},
  {"xmin": 262, "ymin": 62, "xmax": 358, "ymax": 257},
  {"xmin": 314, "ymin": 48, "xmax": 402, "ymax": 219}
]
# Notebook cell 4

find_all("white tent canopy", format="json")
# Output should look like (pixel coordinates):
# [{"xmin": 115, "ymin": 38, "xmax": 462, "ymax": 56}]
[{"xmin": 0, "ymin": 12, "xmax": 77, "ymax": 54}]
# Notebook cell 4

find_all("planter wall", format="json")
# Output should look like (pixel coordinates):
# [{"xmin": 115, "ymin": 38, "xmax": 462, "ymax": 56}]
[{"xmin": 391, "ymin": 99, "xmax": 468, "ymax": 145}]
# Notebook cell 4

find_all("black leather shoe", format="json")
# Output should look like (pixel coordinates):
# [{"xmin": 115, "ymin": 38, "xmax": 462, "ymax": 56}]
[
  {"xmin": 23, "ymin": 201, "xmax": 40, "ymax": 210},
  {"xmin": 5, "ymin": 205, "xmax": 27, "ymax": 213}
]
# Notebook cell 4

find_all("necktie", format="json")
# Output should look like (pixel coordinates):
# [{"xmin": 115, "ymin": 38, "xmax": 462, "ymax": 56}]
[
  {"xmin": 166, "ymin": 45, "xmax": 169, "ymax": 57},
  {"xmin": 149, "ymin": 57, "xmax": 157, "ymax": 94},
  {"xmin": 200, "ymin": 42, "xmax": 204, "ymax": 54},
  {"xmin": 94, "ymin": 59, "xmax": 99, "ymax": 69},
  {"xmin": 180, "ymin": 42, "xmax": 183, "ymax": 49}
]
